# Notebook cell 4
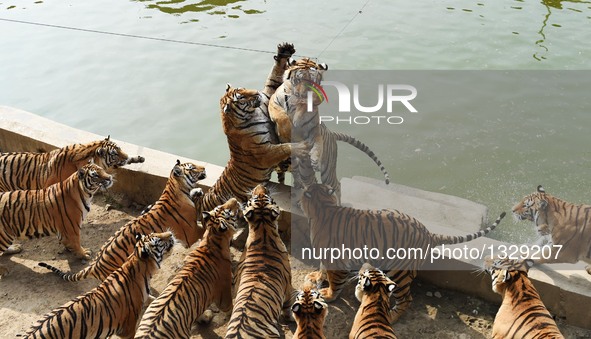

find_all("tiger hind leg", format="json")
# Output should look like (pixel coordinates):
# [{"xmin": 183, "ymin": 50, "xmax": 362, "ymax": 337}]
[{"xmin": 387, "ymin": 269, "xmax": 416, "ymax": 323}]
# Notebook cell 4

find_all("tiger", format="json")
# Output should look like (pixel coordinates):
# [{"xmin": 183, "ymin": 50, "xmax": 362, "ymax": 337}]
[
  {"xmin": 134, "ymin": 198, "xmax": 239, "ymax": 339},
  {"xmin": 349, "ymin": 264, "xmax": 398, "ymax": 339},
  {"xmin": 194, "ymin": 43, "xmax": 308, "ymax": 217},
  {"xmin": 24, "ymin": 232, "xmax": 176, "ymax": 339},
  {"xmin": 225, "ymin": 184, "xmax": 296, "ymax": 338},
  {"xmin": 0, "ymin": 135, "xmax": 143, "ymax": 192},
  {"xmin": 268, "ymin": 58, "xmax": 390, "ymax": 201},
  {"xmin": 300, "ymin": 183, "xmax": 506, "ymax": 322},
  {"xmin": 0, "ymin": 161, "xmax": 112, "ymax": 278},
  {"xmin": 513, "ymin": 185, "xmax": 591, "ymax": 275},
  {"xmin": 38, "ymin": 160, "xmax": 206, "ymax": 282},
  {"xmin": 291, "ymin": 283, "xmax": 328, "ymax": 339},
  {"xmin": 483, "ymin": 257, "xmax": 565, "ymax": 339}
]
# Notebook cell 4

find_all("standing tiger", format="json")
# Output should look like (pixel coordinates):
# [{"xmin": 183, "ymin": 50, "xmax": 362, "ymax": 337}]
[
  {"xmin": 192, "ymin": 43, "xmax": 307, "ymax": 218},
  {"xmin": 225, "ymin": 185, "xmax": 296, "ymax": 338},
  {"xmin": 0, "ymin": 161, "xmax": 112, "ymax": 278},
  {"xmin": 350, "ymin": 264, "xmax": 398, "ymax": 339},
  {"xmin": 0, "ymin": 136, "xmax": 143, "ymax": 192},
  {"xmin": 39, "ymin": 160, "xmax": 206, "ymax": 282},
  {"xmin": 134, "ymin": 198, "xmax": 239, "ymax": 339},
  {"xmin": 513, "ymin": 185, "xmax": 591, "ymax": 274},
  {"xmin": 24, "ymin": 232, "xmax": 176, "ymax": 339},
  {"xmin": 268, "ymin": 58, "xmax": 391, "ymax": 201},
  {"xmin": 291, "ymin": 283, "xmax": 328, "ymax": 339},
  {"xmin": 484, "ymin": 257, "xmax": 564, "ymax": 339},
  {"xmin": 300, "ymin": 183, "xmax": 506, "ymax": 321}
]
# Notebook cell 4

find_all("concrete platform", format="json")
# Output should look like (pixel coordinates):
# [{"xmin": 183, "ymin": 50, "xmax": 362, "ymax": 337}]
[{"xmin": 1, "ymin": 106, "xmax": 590, "ymax": 329}]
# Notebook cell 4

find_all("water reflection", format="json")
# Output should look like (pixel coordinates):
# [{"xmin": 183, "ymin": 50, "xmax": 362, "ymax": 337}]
[
  {"xmin": 534, "ymin": 0, "xmax": 590, "ymax": 61},
  {"xmin": 133, "ymin": 0, "xmax": 264, "ymax": 19}
]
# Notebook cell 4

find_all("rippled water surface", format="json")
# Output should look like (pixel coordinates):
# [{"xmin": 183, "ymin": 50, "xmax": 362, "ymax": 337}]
[{"xmin": 1, "ymin": 0, "xmax": 590, "ymax": 242}]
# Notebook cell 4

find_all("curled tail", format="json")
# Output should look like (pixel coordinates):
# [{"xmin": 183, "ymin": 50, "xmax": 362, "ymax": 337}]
[
  {"xmin": 433, "ymin": 212, "xmax": 506, "ymax": 245},
  {"xmin": 331, "ymin": 131, "xmax": 390, "ymax": 185},
  {"xmin": 38, "ymin": 262, "xmax": 92, "ymax": 282}
]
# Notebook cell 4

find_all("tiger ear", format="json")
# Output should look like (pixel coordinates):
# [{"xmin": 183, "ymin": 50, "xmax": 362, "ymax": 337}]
[
  {"xmin": 291, "ymin": 303, "xmax": 301, "ymax": 314},
  {"xmin": 202, "ymin": 211, "xmax": 212, "ymax": 223},
  {"xmin": 104, "ymin": 135, "xmax": 110, "ymax": 141},
  {"xmin": 223, "ymin": 104, "xmax": 231, "ymax": 114},
  {"xmin": 319, "ymin": 63, "xmax": 328, "ymax": 71},
  {"xmin": 226, "ymin": 83, "xmax": 232, "ymax": 92},
  {"xmin": 537, "ymin": 199, "xmax": 548, "ymax": 210},
  {"xmin": 140, "ymin": 247, "xmax": 150, "ymax": 260},
  {"xmin": 388, "ymin": 283, "xmax": 396, "ymax": 293},
  {"xmin": 537, "ymin": 185, "xmax": 545, "ymax": 193},
  {"xmin": 524, "ymin": 259, "xmax": 535, "ymax": 270},
  {"xmin": 97, "ymin": 147, "xmax": 105, "ymax": 156},
  {"xmin": 313, "ymin": 301, "xmax": 325, "ymax": 313},
  {"xmin": 501, "ymin": 270, "xmax": 512, "ymax": 283},
  {"xmin": 173, "ymin": 161, "xmax": 182, "ymax": 177},
  {"xmin": 244, "ymin": 210, "xmax": 254, "ymax": 220},
  {"xmin": 363, "ymin": 278, "xmax": 372, "ymax": 290},
  {"xmin": 327, "ymin": 188, "xmax": 336, "ymax": 196},
  {"xmin": 78, "ymin": 168, "xmax": 85, "ymax": 180}
]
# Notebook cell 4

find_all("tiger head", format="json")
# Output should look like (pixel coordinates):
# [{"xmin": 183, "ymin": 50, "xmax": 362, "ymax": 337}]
[
  {"xmin": 242, "ymin": 184, "xmax": 281, "ymax": 225},
  {"xmin": 220, "ymin": 84, "xmax": 262, "ymax": 128},
  {"xmin": 94, "ymin": 136, "xmax": 131, "ymax": 169},
  {"xmin": 300, "ymin": 184, "xmax": 339, "ymax": 216},
  {"xmin": 171, "ymin": 160, "xmax": 207, "ymax": 190},
  {"xmin": 291, "ymin": 284, "xmax": 328, "ymax": 326},
  {"xmin": 483, "ymin": 257, "xmax": 534, "ymax": 295},
  {"xmin": 354, "ymin": 264, "xmax": 396, "ymax": 303},
  {"xmin": 284, "ymin": 58, "xmax": 328, "ymax": 100},
  {"xmin": 512, "ymin": 185, "xmax": 550, "ymax": 223},
  {"xmin": 77, "ymin": 161, "xmax": 113, "ymax": 194},
  {"xmin": 202, "ymin": 198, "xmax": 240, "ymax": 238},
  {"xmin": 135, "ymin": 231, "xmax": 176, "ymax": 268}
]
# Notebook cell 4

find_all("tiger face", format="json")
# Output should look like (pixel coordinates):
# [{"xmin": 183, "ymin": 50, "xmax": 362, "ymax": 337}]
[
  {"xmin": 285, "ymin": 58, "xmax": 328, "ymax": 100},
  {"xmin": 136, "ymin": 231, "xmax": 176, "ymax": 268},
  {"xmin": 220, "ymin": 84, "xmax": 262, "ymax": 125},
  {"xmin": 512, "ymin": 185, "xmax": 548, "ymax": 223},
  {"xmin": 202, "ymin": 198, "xmax": 240, "ymax": 236},
  {"xmin": 483, "ymin": 257, "xmax": 533, "ymax": 294},
  {"xmin": 78, "ymin": 162, "xmax": 113, "ymax": 194},
  {"xmin": 172, "ymin": 160, "xmax": 207, "ymax": 189},
  {"xmin": 354, "ymin": 265, "xmax": 396, "ymax": 303},
  {"xmin": 95, "ymin": 136, "xmax": 131, "ymax": 169},
  {"xmin": 243, "ymin": 184, "xmax": 281, "ymax": 224},
  {"xmin": 292, "ymin": 287, "xmax": 328, "ymax": 319},
  {"xmin": 300, "ymin": 184, "xmax": 339, "ymax": 214}
]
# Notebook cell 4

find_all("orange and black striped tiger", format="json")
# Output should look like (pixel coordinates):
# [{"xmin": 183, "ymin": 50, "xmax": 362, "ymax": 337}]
[
  {"xmin": 300, "ymin": 183, "xmax": 506, "ymax": 322},
  {"xmin": 225, "ymin": 184, "xmax": 295, "ymax": 338},
  {"xmin": 269, "ymin": 58, "xmax": 390, "ymax": 201},
  {"xmin": 349, "ymin": 264, "xmax": 398, "ymax": 339},
  {"xmin": 291, "ymin": 283, "xmax": 328, "ymax": 339},
  {"xmin": 0, "ymin": 161, "xmax": 112, "ymax": 278},
  {"xmin": 134, "ymin": 198, "xmax": 239, "ymax": 339},
  {"xmin": 198, "ymin": 43, "xmax": 308, "ymax": 215},
  {"xmin": 24, "ymin": 232, "xmax": 176, "ymax": 339},
  {"xmin": 0, "ymin": 136, "xmax": 143, "ymax": 192},
  {"xmin": 513, "ymin": 185, "xmax": 591, "ymax": 274},
  {"xmin": 39, "ymin": 160, "xmax": 205, "ymax": 282},
  {"xmin": 483, "ymin": 257, "xmax": 564, "ymax": 339}
]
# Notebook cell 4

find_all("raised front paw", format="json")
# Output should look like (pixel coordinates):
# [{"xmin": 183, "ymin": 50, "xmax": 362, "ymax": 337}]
[
  {"xmin": 291, "ymin": 141, "xmax": 312, "ymax": 158},
  {"xmin": 128, "ymin": 155, "xmax": 145, "ymax": 164},
  {"xmin": 190, "ymin": 187, "xmax": 204, "ymax": 201},
  {"xmin": 275, "ymin": 42, "xmax": 296, "ymax": 60}
]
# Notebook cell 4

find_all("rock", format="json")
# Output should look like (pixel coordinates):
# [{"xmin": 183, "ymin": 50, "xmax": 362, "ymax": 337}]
[
  {"xmin": 426, "ymin": 291, "xmax": 433, "ymax": 297},
  {"xmin": 434, "ymin": 291, "xmax": 442, "ymax": 298}
]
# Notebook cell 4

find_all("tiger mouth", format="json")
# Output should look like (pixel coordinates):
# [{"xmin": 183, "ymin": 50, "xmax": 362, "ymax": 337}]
[{"xmin": 100, "ymin": 178, "xmax": 114, "ymax": 189}]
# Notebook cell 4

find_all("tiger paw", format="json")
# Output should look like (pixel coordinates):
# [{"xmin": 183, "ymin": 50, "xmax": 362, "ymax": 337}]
[
  {"xmin": 196, "ymin": 310, "xmax": 214, "ymax": 325},
  {"xmin": 275, "ymin": 42, "xmax": 296, "ymax": 60},
  {"xmin": 318, "ymin": 287, "xmax": 338, "ymax": 302},
  {"xmin": 73, "ymin": 247, "xmax": 92, "ymax": 260},
  {"xmin": 128, "ymin": 155, "xmax": 145, "ymax": 164},
  {"xmin": 190, "ymin": 187, "xmax": 204, "ymax": 201},
  {"xmin": 4, "ymin": 243, "xmax": 23, "ymax": 255},
  {"xmin": 291, "ymin": 141, "xmax": 312, "ymax": 158},
  {"xmin": 0, "ymin": 265, "xmax": 8, "ymax": 279},
  {"xmin": 305, "ymin": 270, "xmax": 327, "ymax": 287}
]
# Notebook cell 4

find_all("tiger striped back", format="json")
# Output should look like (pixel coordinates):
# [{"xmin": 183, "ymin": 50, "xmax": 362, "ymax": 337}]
[
  {"xmin": 301, "ymin": 183, "xmax": 506, "ymax": 321},
  {"xmin": 292, "ymin": 283, "xmax": 328, "ymax": 339},
  {"xmin": 225, "ymin": 185, "xmax": 295, "ymax": 338},
  {"xmin": 38, "ymin": 160, "xmax": 205, "ymax": 282},
  {"xmin": 25, "ymin": 232, "xmax": 176, "ymax": 339},
  {"xmin": 198, "ymin": 43, "xmax": 304, "ymax": 215},
  {"xmin": 134, "ymin": 198, "xmax": 239, "ymax": 339},
  {"xmin": 484, "ymin": 257, "xmax": 564, "ymax": 339},
  {"xmin": 350, "ymin": 264, "xmax": 398, "ymax": 339},
  {"xmin": 0, "ymin": 162, "xmax": 112, "ymax": 278},
  {"xmin": 0, "ymin": 136, "xmax": 142, "ymax": 191}
]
